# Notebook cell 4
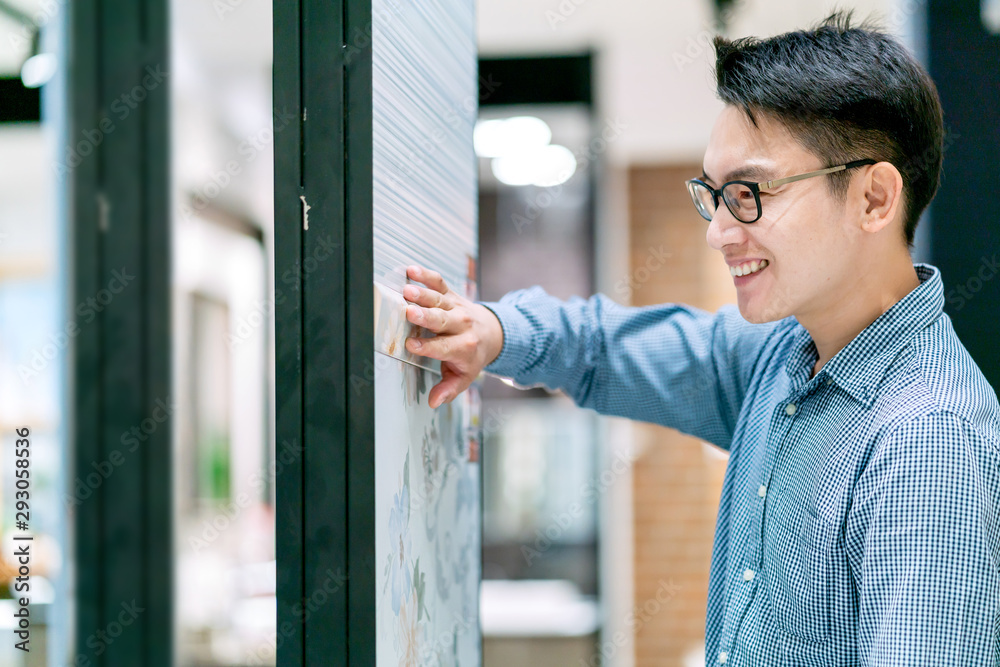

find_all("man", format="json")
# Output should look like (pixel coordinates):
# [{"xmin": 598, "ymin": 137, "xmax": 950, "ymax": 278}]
[{"xmin": 401, "ymin": 12, "xmax": 1000, "ymax": 666}]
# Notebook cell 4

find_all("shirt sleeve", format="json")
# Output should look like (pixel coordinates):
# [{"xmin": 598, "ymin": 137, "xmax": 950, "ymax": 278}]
[
  {"xmin": 848, "ymin": 411, "xmax": 1000, "ymax": 666},
  {"xmin": 476, "ymin": 285, "xmax": 782, "ymax": 450}
]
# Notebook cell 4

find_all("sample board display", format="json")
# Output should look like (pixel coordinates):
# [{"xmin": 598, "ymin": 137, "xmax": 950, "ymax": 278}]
[{"xmin": 370, "ymin": 0, "xmax": 480, "ymax": 664}]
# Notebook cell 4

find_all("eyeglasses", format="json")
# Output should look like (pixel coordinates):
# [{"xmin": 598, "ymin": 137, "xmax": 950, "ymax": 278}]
[{"xmin": 685, "ymin": 158, "xmax": 877, "ymax": 223}]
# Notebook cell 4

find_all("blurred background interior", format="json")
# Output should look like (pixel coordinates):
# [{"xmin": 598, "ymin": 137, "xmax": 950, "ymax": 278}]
[{"xmin": 0, "ymin": 0, "xmax": 997, "ymax": 665}]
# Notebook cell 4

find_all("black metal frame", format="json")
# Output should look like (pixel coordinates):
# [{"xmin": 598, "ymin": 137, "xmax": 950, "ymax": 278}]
[
  {"xmin": 274, "ymin": 0, "xmax": 375, "ymax": 663},
  {"xmin": 70, "ymin": 0, "xmax": 172, "ymax": 664}
]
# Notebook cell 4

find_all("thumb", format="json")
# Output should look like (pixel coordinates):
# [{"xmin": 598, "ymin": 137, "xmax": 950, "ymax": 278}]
[{"xmin": 428, "ymin": 365, "xmax": 469, "ymax": 409}]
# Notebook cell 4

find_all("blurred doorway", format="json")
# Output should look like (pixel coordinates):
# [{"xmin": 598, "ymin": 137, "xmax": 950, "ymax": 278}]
[{"xmin": 475, "ymin": 54, "xmax": 604, "ymax": 666}]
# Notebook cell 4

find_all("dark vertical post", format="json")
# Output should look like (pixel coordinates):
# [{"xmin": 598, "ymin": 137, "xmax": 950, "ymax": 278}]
[
  {"xmin": 70, "ymin": 0, "xmax": 172, "ymax": 664},
  {"xmin": 273, "ymin": 0, "xmax": 306, "ymax": 663},
  {"xmin": 344, "ymin": 0, "xmax": 376, "ymax": 659},
  {"xmin": 274, "ymin": 0, "xmax": 370, "ymax": 663},
  {"xmin": 299, "ymin": 0, "xmax": 351, "ymax": 661},
  {"xmin": 928, "ymin": 0, "xmax": 1000, "ymax": 395}
]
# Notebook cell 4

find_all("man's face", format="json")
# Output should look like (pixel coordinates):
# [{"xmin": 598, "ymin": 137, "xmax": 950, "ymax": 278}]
[{"xmin": 703, "ymin": 105, "xmax": 864, "ymax": 324}]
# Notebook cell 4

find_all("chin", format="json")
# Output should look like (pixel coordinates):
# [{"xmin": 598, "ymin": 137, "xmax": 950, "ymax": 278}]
[
  {"xmin": 737, "ymin": 300, "xmax": 785, "ymax": 324},
  {"xmin": 739, "ymin": 309, "xmax": 768, "ymax": 324}
]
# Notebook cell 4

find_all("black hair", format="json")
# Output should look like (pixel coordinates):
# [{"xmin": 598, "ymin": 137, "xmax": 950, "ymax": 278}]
[{"xmin": 713, "ymin": 10, "xmax": 944, "ymax": 249}]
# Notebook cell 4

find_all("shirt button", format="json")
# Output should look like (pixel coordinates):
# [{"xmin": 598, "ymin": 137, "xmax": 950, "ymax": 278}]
[
  {"xmin": 785, "ymin": 403, "xmax": 797, "ymax": 416},
  {"xmin": 718, "ymin": 651, "xmax": 728, "ymax": 663},
  {"xmin": 825, "ymin": 377, "xmax": 833, "ymax": 385},
  {"xmin": 757, "ymin": 484, "xmax": 767, "ymax": 498},
  {"xmin": 743, "ymin": 568, "xmax": 755, "ymax": 581}
]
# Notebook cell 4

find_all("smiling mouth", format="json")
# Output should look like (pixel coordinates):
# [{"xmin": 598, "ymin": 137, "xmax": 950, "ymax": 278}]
[{"xmin": 730, "ymin": 259, "xmax": 769, "ymax": 278}]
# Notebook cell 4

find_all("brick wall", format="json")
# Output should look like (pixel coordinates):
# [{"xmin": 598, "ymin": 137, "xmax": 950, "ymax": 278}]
[{"xmin": 626, "ymin": 164, "xmax": 736, "ymax": 666}]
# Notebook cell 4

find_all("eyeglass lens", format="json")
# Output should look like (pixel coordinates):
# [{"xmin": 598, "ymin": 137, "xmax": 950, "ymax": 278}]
[
  {"xmin": 687, "ymin": 182, "xmax": 715, "ymax": 220},
  {"xmin": 722, "ymin": 183, "xmax": 758, "ymax": 222},
  {"xmin": 687, "ymin": 181, "xmax": 760, "ymax": 223}
]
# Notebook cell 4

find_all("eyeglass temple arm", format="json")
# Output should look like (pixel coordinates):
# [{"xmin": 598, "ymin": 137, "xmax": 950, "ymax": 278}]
[{"xmin": 757, "ymin": 159, "xmax": 877, "ymax": 191}]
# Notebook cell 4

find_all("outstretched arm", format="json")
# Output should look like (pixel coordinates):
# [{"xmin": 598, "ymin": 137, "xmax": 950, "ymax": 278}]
[
  {"xmin": 402, "ymin": 264, "xmax": 782, "ymax": 450},
  {"xmin": 476, "ymin": 283, "xmax": 780, "ymax": 449}
]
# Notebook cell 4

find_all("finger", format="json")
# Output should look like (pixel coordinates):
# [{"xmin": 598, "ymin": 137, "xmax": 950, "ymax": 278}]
[
  {"xmin": 405, "ymin": 305, "xmax": 452, "ymax": 333},
  {"xmin": 401, "ymin": 284, "xmax": 450, "ymax": 310},
  {"xmin": 405, "ymin": 333, "xmax": 454, "ymax": 360},
  {"xmin": 407, "ymin": 265, "xmax": 449, "ymax": 295},
  {"xmin": 428, "ymin": 367, "xmax": 467, "ymax": 409}
]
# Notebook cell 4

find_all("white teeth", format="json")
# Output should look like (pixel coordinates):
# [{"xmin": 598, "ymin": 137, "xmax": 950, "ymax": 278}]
[{"xmin": 731, "ymin": 259, "xmax": 768, "ymax": 277}]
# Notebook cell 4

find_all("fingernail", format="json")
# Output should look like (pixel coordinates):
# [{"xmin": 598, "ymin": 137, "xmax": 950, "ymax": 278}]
[
  {"xmin": 409, "ymin": 338, "xmax": 421, "ymax": 349},
  {"xmin": 412, "ymin": 308, "xmax": 423, "ymax": 321}
]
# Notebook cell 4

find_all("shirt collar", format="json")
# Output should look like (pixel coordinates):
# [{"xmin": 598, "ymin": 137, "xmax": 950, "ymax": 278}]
[{"xmin": 783, "ymin": 262, "xmax": 944, "ymax": 407}]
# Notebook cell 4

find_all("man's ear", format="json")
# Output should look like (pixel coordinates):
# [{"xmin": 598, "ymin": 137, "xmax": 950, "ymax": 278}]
[{"xmin": 861, "ymin": 161, "xmax": 904, "ymax": 234}]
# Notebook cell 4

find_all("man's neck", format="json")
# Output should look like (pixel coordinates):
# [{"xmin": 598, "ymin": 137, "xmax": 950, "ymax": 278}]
[{"xmin": 802, "ymin": 260, "xmax": 921, "ymax": 379}]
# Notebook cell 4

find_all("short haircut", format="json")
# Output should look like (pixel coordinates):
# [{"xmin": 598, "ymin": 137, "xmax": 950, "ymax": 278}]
[{"xmin": 712, "ymin": 11, "xmax": 944, "ymax": 250}]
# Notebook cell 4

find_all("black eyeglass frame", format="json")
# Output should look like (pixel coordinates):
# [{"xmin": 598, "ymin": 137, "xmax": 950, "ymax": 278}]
[{"xmin": 685, "ymin": 158, "xmax": 878, "ymax": 224}]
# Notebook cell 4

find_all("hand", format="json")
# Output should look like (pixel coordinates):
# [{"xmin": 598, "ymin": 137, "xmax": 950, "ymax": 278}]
[{"xmin": 402, "ymin": 265, "xmax": 504, "ymax": 409}]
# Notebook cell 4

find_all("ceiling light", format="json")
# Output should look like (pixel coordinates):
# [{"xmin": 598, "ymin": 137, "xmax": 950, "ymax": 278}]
[
  {"xmin": 474, "ymin": 116, "xmax": 552, "ymax": 158},
  {"xmin": 20, "ymin": 53, "xmax": 57, "ymax": 88},
  {"xmin": 491, "ymin": 144, "xmax": 577, "ymax": 188}
]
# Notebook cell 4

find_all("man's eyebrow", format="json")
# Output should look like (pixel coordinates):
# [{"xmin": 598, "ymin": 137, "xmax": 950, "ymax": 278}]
[{"xmin": 701, "ymin": 164, "xmax": 775, "ymax": 185}]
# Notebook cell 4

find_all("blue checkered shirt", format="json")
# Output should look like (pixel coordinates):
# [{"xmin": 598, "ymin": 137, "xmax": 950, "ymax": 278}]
[{"xmin": 479, "ymin": 262, "xmax": 1000, "ymax": 666}]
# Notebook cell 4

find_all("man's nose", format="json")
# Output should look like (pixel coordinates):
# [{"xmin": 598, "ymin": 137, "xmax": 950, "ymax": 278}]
[{"xmin": 705, "ymin": 204, "xmax": 747, "ymax": 252}]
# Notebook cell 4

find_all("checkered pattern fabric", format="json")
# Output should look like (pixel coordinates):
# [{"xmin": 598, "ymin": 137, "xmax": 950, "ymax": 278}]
[{"xmin": 479, "ymin": 262, "xmax": 1000, "ymax": 666}]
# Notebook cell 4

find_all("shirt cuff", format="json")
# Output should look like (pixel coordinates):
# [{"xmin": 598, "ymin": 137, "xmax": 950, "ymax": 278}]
[{"xmin": 477, "ymin": 299, "xmax": 534, "ymax": 379}]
